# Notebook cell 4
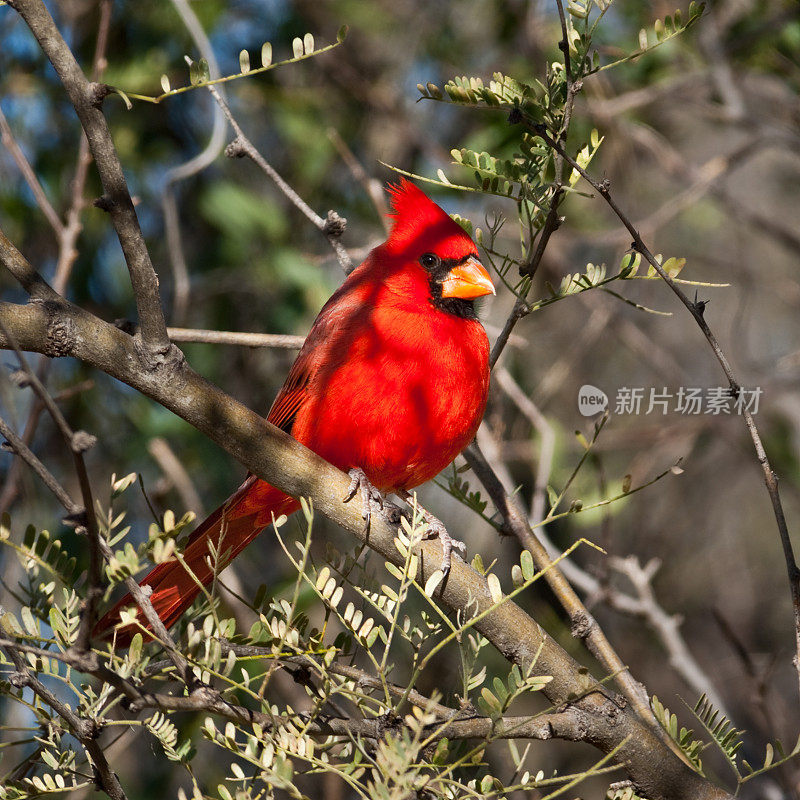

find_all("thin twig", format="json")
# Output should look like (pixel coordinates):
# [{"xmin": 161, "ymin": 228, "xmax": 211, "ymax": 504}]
[
  {"xmin": 0, "ymin": 105, "xmax": 64, "ymax": 237},
  {"xmin": 533, "ymin": 305, "xmax": 613, "ymax": 406},
  {"xmin": 697, "ymin": 5, "xmax": 745, "ymax": 122},
  {"xmin": 493, "ymin": 368, "xmax": 555, "ymax": 524},
  {"xmin": 0, "ymin": 630, "xmax": 581, "ymax": 744},
  {"xmin": 53, "ymin": 0, "xmax": 111, "ymax": 300},
  {"xmin": 489, "ymin": 11, "xmax": 581, "ymax": 367},
  {"xmin": 0, "ymin": 413, "xmax": 80, "ymax": 515},
  {"xmin": 163, "ymin": 0, "xmax": 227, "ymax": 325},
  {"xmin": 218, "ymin": 640, "xmax": 469, "ymax": 719},
  {"xmin": 622, "ymin": 122, "xmax": 800, "ymax": 257},
  {"xmin": 126, "ymin": 680, "xmax": 580, "ymax": 743},
  {"xmin": 0, "ymin": 644, "xmax": 127, "ymax": 800},
  {"xmin": 148, "ymin": 437, "xmax": 205, "ymax": 518},
  {"xmin": 0, "ymin": 317, "xmax": 103, "ymax": 652},
  {"xmin": 328, "ymin": 127, "xmax": 391, "ymax": 233},
  {"xmin": 464, "ymin": 438, "xmax": 687, "ymax": 760},
  {"xmin": 586, "ymin": 132, "xmax": 770, "ymax": 248},
  {"xmin": 167, "ymin": 327, "xmax": 304, "ymax": 349},
  {"xmin": 555, "ymin": 0, "xmax": 573, "ymax": 84},
  {"xmin": 523, "ymin": 112, "xmax": 800, "ymax": 699},
  {"xmin": 586, "ymin": 71, "xmax": 703, "ymax": 119},
  {"xmin": 96, "ymin": 536, "xmax": 194, "ymax": 685},
  {"xmin": 206, "ymin": 84, "xmax": 353, "ymax": 274},
  {"xmin": 0, "ymin": 0, "xmax": 112, "ymax": 516},
  {"xmin": 712, "ymin": 609, "xmax": 780, "ymax": 741}
]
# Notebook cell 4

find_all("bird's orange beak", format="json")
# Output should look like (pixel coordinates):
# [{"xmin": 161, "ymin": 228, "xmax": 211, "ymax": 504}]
[{"xmin": 440, "ymin": 256, "xmax": 496, "ymax": 300}]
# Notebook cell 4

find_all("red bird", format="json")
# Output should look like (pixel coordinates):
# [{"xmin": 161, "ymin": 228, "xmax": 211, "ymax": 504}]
[{"xmin": 96, "ymin": 180, "xmax": 494, "ymax": 644}]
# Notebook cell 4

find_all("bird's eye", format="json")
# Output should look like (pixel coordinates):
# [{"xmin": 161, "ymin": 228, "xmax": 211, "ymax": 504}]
[{"xmin": 420, "ymin": 253, "xmax": 440, "ymax": 269}]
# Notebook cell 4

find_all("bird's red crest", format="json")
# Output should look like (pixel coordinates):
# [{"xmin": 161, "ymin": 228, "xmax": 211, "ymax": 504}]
[{"xmin": 385, "ymin": 178, "xmax": 477, "ymax": 259}]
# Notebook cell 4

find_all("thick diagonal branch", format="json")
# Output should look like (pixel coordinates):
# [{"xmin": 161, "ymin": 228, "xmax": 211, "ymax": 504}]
[{"xmin": 0, "ymin": 290, "xmax": 730, "ymax": 800}]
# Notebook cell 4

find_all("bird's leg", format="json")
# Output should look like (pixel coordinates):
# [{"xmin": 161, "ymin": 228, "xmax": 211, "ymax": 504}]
[
  {"xmin": 343, "ymin": 467, "xmax": 384, "ymax": 533},
  {"xmin": 397, "ymin": 490, "xmax": 466, "ymax": 575}
]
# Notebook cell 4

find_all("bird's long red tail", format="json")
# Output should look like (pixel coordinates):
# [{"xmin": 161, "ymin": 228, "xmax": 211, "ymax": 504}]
[{"xmin": 94, "ymin": 477, "xmax": 299, "ymax": 646}]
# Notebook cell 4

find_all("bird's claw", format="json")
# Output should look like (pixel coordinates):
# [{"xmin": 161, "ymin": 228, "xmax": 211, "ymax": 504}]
[
  {"xmin": 422, "ymin": 515, "xmax": 467, "ymax": 575},
  {"xmin": 343, "ymin": 468, "xmax": 384, "ymax": 533}
]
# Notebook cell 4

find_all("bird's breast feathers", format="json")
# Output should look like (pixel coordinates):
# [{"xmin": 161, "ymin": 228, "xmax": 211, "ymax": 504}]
[{"xmin": 290, "ymin": 297, "xmax": 489, "ymax": 490}]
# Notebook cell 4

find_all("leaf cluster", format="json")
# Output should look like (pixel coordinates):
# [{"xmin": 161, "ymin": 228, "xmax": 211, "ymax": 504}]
[
  {"xmin": 0, "ymin": 490, "xmax": 614, "ymax": 800},
  {"xmin": 650, "ymin": 694, "xmax": 800, "ymax": 790}
]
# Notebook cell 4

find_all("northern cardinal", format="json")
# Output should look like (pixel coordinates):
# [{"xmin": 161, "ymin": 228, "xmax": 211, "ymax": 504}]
[{"xmin": 95, "ymin": 180, "xmax": 494, "ymax": 645}]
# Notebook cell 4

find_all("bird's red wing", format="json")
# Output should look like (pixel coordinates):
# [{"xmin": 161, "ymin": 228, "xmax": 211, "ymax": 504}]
[
  {"xmin": 267, "ymin": 360, "xmax": 312, "ymax": 434},
  {"xmin": 266, "ymin": 273, "xmax": 368, "ymax": 436}
]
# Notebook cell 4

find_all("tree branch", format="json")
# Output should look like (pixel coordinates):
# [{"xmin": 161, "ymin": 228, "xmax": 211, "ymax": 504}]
[
  {"xmin": 207, "ymin": 85, "xmax": 353, "ymax": 274},
  {"xmin": 0, "ymin": 412, "xmax": 80, "ymax": 515},
  {"xmin": 0, "ymin": 261, "xmax": 730, "ymax": 800},
  {"xmin": 13, "ymin": 0, "xmax": 171, "ymax": 359},
  {"xmin": 166, "ymin": 327, "xmax": 304, "ymax": 349},
  {"xmin": 0, "ymin": 105, "xmax": 64, "ymax": 237},
  {"xmin": 0, "ymin": 632, "xmax": 581, "ymax": 747},
  {"xmin": 463, "ymin": 440, "xmax": 682, "ymax": 757},
  {"xmin": 0, "ymin": 642, "xmax": 127, "ymax": 800},
  {"xmin": 0, "ymin": 317, "xmax": 102, "ymax": 653},
  {"xmin": 521, "ymin": 112, "xmax": 800, "ymax": 700}
]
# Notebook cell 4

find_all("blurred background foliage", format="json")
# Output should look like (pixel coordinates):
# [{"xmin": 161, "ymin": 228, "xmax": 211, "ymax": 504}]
[{"xmin": 1, "ymin": 0, "xmax": 800, "ymax": 796}]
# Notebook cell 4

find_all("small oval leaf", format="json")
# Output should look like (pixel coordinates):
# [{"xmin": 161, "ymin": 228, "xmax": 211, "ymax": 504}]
[
  {"xmin": 424, "ymin": 570, "xmax": 444, "ymax": 597},
  {"xmin": 487, "ymin": 573, "xmax": 502, "ymax": 604}
]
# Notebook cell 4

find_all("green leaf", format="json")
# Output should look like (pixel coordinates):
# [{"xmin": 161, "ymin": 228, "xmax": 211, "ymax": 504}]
[
  {"xmin": 426, "ymin": 82, "xmax": 443, "ymax": 99},
  {"xmin": 651, "ymin": 695, "xmax": 705, "ymax": 774},
  {"xmin": 520, "ymin": 550, "xmax": 534, "ymax": 581},
  {"xmin": 424, "ymin": 570, "xmax": 445, "ymax": 596},
  {"xmin": 480, "ymin": 687, "xmax": 501, "ymax": 713},
  {"xmin": 129, "ymin": 633, "xmax": 143, "ymax": 664},
  {"xmin": 662, "ymin": 256, "xmax": 687, "ymax": 278},
  {"xmin": 487, "ymin": 573, "xmax": 502, "ymax": 603}
]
